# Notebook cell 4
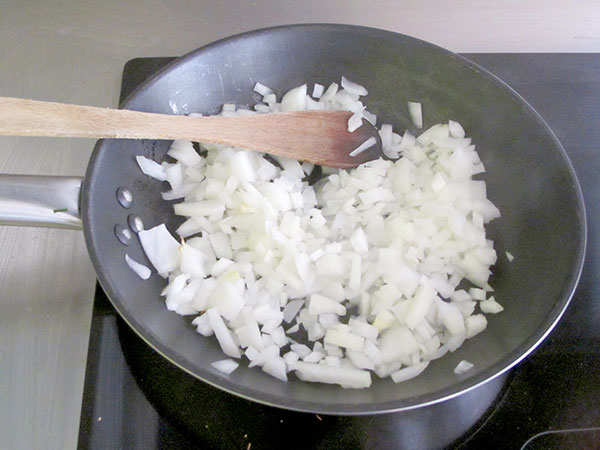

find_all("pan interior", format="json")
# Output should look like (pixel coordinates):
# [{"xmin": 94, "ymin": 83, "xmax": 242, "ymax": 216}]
[{"xmin": 82, "ymin": 24, "xmax": 585, "ymax": 414}]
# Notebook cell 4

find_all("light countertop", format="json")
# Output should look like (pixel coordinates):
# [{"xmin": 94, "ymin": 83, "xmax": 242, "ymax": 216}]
[{"xmin": 1, "ymin": 1, "xmax": 599, "ymax": 449}]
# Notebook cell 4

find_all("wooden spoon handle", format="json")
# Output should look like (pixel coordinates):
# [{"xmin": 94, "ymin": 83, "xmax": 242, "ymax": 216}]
[
  {"xmin": 0, "ymin": 96, "xmax": 243, "ymax": 140},
  {"xmin": 0, "ymin": 97, "xmax": 379, "ymax": 168}
]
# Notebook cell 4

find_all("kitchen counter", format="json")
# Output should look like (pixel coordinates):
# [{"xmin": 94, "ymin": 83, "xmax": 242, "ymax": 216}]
[{"xmin": 1, "ymin": 2, "xmax": 599, "ymax": 450}]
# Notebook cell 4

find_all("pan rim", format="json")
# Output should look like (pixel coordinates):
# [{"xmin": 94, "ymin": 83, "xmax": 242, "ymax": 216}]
[{"xmin": 82, "ymin": 23, "xmax": 587, "ymax": 415}]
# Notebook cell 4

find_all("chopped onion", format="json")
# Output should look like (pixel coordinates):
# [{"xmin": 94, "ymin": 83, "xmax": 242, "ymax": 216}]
[
  {"xmin": 207, "ymin": 308, "xmax": 242, "ymax": 358},
  {"xmin": 280, "ymin": 84, "xmax": 307, "ymax": 112},
  {"xmin": 295, "ymin": 360, "xmax": 371, "ymax": 388},
  {"xmin": 138, "ymin": 224, "xmax": 179, "ymax": 277},
  {"xmin": 211, "ymin": 358, "xmax": 239, "ymax": 374},
  {"xmin": 407, "ymin": 101, "xmax": 423, "ymax": 129},
  {"xmin": 448, "ymin": 120, "xmax": 466, "ymax": 138},
  {"xmin": 480, "ymin": 296, "xmax": 504, "ymax": 314},
  {"xmin": 312, "ymin": 83, "xmax": 324, "ymax": 99},
  {"xmin": 454, "ymin": 360, "xmax": 474, "ymax": 374},
  {"xmin": 319, "ymin": 82, "xmax": 338, "ymax": 102},
  {"xmin": 253, "ymin": 82, "xmax": 273, "ymax": 96},
  {"xmin": 391, "ymin": 361, "xmax": 429, "ymax": 383},
  {"xmin": 347, "ymin": 111, "xmax": 364, "ymax": 132},
  {"xmin": 349, "ymin": 137, "xmax": 377, "ymax": 157},
  {"xmin": 136, "ymin": 155, "xmax": 167, "ymax": 181},
  {"xmin": 341, "ymin": 76, "xmax": 368, "ymax": 96},
  {"xmin": 133, "ymin": 79, "xmax": 503, "ymax": 389}
]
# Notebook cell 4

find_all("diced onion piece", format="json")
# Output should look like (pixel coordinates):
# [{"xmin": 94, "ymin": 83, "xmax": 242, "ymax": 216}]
[
  {"xmin": 136, "ymin": 155, "xmax": 167, "ymax": 181},
  {"xmin": 168, "ymin": 140, "xmax": 202, "ymax": 167},
  {"xmin": 454, "ymin": 360, "xmax": 474, "ymax": 374},
  {"xmin": 207, "ymin": 281, "xmax": 244, "ymax": 321},
  {"xmin": 254, "ymin": 82, "xmax": 273, "ymax": 96},
  {"xmin": 207, "ymin": 308, "xmax": 242, "ymax": 358},
  {"xmin": 448, "ymin": 119, "xmax": 466, "ymax": 138},
  {"xmin": 192, "ymin": 313, "xmax": 213, "ymax": 336},
  {"xmin": 399, "ymin": 131, "xmax": 416, "ymax": 151},
  {"xmin": 363, "ymin": 110, "xmax": 377, "ymax": 126},
  {"xmin": 174, "ymin": 200, "xmax": 225, "ymax": 218},
  {"xmin": 506, "ymin": 251, "xmax": 514, "ymax": 262},
  {"xmin": 379, "ymin": 326, "xmax": 419, "ymax": 363},
  {"xmin": 341, "ymin": 76, "xmax": 368, "ymax": 96},
  {"xmin": 469, "ymin": 288, "xmax": 487, "ymax": 301},
  {"xmin": 283, "ymin": 299, "xmax": 304, "ymax": 323},
  {"xmin": 211, "ymin": 359, "xmax": 239, "ymax": 374},
  {"xmin": 350, "ymin": 228, "xmax": 369, "ymax": 254},
  {"xmin": 349, "ymin": 137, "xmax": 377, "ymax": 157},
  {"xmin": 295, "ymin": 361, "xmax": 371, "ymax": 388},
  {"xmin": 407, "ymin": 102, "xmax": 423, "ymax": 128},
  {"xmin": 379, "ymin": 124, "xmax": 393, "ymax": 149},
  {"xmin": 391, "ymin": 361, "xmax": 429, "ymax": 383},
  {"xmin": 436, "ymin": 300, "xmax": 466, "ymax": 335},
  {"xmin": 324, "ymin": 329, "xmax": 365, "ymax": 352},
  {"xmin": 480, "ymin": 296, "xmax": 504, "ymax": 314},
  {"xmin": 320, "ymin": 82, "xmax": 338, "ymax": 102},
  {"xmin": 280, "ymin": 84, "xmax": 307, "ymax": 112},
  {"xmin": 290, "ymin": 343, "xmax": 311, "ymax": 358},
  {"xmin": 348, "ymin": 111, "xmax": 364, "ymax": 132},
  {"xmin": 405, "ymin": 285, "xmax": 437, "ymax": 330},
  {"xmin": 346, "ymin": 350, "xmax": 375, "ymax": 370},
  {"xmin": 263, "ymin": 356, "xmax": 288, "ymax": 381},
  {"xmin": 138, "ymin": 224, "xmax": 179, "ymax": 277},
  {"xmin": 312, "ymin": 83, "xmax": 324, "ymax": 98},
  {"xmin": 349, "ymin": 318, "xmax": 379, "ymax": 341},
  {"xmin": 465, "ymin": 314, "xmax": 488, "ymax": 338},
  {"xmin": 308, "ymin": 294, "xmax": 346, "ymax": 316}
]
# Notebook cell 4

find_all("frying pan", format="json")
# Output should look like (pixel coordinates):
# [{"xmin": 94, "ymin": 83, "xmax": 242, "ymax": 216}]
[{"xmin": 0, "ymin": 24, "xmax": 586, "ymax": 415}]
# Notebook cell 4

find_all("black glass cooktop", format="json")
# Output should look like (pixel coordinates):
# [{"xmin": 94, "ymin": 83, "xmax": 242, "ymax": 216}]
[{"xmin": 77, "ymin": 54, "xmax": 600, "ymax": 450}]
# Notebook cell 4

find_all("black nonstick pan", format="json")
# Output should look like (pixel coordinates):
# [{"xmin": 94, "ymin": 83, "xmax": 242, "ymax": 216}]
[{"xmin": 0, "ymin": 24, "xmax": 586, "ymax": 415}]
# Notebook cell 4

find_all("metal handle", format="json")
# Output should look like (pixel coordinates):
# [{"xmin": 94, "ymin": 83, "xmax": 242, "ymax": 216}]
[{"xmin": 0, "ymin": 174, "xmax": 83, "ymax": 229}]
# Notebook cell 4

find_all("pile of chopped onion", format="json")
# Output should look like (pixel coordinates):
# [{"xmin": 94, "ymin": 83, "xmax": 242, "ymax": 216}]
[{"xmin": 132, "ymin": 77, "xmax": 502, "ymax": 389}]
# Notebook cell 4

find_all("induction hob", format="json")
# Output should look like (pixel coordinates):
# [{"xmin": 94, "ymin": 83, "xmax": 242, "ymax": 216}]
[{"xmin": 77, "ymin": 54, "xmax": 600, "ymax": 450}]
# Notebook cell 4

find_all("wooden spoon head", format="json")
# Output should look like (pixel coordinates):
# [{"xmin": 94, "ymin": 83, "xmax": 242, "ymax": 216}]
[{"xmin": 265, "ymin": 110, "xmax": 382, "ymax": 169}]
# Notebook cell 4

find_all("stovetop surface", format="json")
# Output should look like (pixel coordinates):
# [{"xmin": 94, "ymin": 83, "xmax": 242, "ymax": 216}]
[{"xmin": 78, "ymin": 54, "xmax": 600, "ymax": 450}]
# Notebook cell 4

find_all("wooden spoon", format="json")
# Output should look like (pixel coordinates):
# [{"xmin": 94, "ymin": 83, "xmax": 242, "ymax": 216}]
[{"xmin": 0, "ymin": 97, "xmax": 381, "ymax": 168}]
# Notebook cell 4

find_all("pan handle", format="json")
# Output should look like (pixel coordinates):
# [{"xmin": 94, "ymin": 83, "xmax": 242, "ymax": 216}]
[{"xmin": 0, "ymin": 174, "xmax": 83, "ymax": 229}]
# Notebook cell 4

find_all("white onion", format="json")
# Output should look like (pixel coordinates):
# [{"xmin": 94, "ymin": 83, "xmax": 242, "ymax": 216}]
[
  {"xmin": 295, "ymin": 360, "xmax": 371, "ymax": 388},
  {"xmin": 341, "ymin": 76, "xmax": 368, "ymax": 96},
  {"xmin": 262, "ymin": 356, "xmax": 288, "ymax": 381},
  {"xmin": 138, "ymin": 224, "xmax": 179, "ymax": 277},
  {"xmin": 319, "ymin": 82, "xmax": 338, "ymax": 102},
  {"xmin": 347, "ymin": 111, "xmax": 364, "ymax": 132},
  {"xmin": 454, "ymin": 360, "xmax": 474, "ymax": 374},
  {"xmin": 391, "ymin": 361, "xmax": 429, "ymax": 383},
  {"xmin": 479, "ymin": 296, "xmax": 504, "ymax": 314},
  {"xmin": 207, "ymin": 308, "xmax": 242, "ymax": 358},
  {"xmin": 134, "ymin": 79, "xmax": 503, "ymax": 389},
  {"xmin": 407, "ymin": 102, "xmax": 423, "ymax": 128},
  {"xmin": 349, "ymin": 137, "xmax": 377, "ymax": 157},
  {"xmin": 312, "ymin": 83, "xmax": 324, "ymax": 99},
  {"xmin": 280, "ymin": 84, "xmax": 307, "ymax": 112},
  {"xmin": 211, "ymin": 359, "xmax": 239, "ymax": 374},
  {"xmin": 168, "ymin": 140, "xmax": 202, "ymax": 167},
  {"xmin": 136, "ymin": 155, "xmax": 167, "ymax": 181},
  {"xmin": 253, "ymin": 82, "xmax": 273, "ymax": 96},
  {"xmin": 448, "ymin": 120, "xmax": 466, "ymax": 138}
]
